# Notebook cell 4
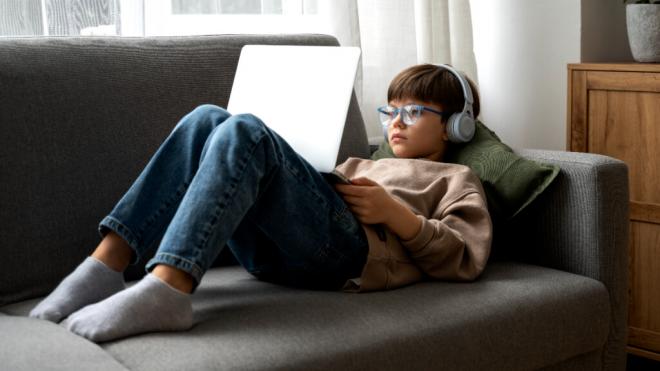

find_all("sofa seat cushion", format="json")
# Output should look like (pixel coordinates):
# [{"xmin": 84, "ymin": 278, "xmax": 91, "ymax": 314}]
[
  {"xmin": 0, "ymin": 314, "xmax": 128, "ymax": 371},
  {"xmin": 1, "ymin": 262, "xmax": 609, "ymax": 371}
]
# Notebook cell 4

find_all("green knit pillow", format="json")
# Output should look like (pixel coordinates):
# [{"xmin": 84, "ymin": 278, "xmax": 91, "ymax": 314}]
[{"xmin": 372, "ymin": 121, "xmax": 559, "ymax": 221}]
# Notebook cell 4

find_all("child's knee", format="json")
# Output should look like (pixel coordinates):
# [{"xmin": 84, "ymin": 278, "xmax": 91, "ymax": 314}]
[
  {"xmin": 191, "ymin": 104, "xmax": 230, "ymax": 119},
  {"xmin": 202, "ymin": 113, "xmax": 279, "ymax": 160},
  {"xmin": 177, "ymin": 104, "xmax": 232, "ymax": 133},
  {"xmin": 223, "ymin": 113, "xmax": 270, "ymax": 140}
]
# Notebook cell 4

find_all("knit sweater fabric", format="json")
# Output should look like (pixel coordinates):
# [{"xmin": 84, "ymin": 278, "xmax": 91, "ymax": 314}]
[{"xmin": 335, "ymin": 157, "xmax": 493, "ymax": 293}]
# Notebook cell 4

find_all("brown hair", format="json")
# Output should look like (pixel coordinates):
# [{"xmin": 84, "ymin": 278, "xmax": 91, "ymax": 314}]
[{"xmin": 387, "ymin": 64, "xmax": 480, "ymax": 122}]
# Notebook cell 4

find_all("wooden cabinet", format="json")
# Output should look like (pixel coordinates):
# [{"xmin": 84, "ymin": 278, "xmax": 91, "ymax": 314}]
[{"xmin": 567, "ymin": 63, "xmax": 660, "ymax": 362}]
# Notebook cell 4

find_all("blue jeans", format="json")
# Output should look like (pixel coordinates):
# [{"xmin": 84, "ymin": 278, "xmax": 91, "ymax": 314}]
[{"xmin": 98, "ymin": 104, "xmax": 368, "ymax": 292}]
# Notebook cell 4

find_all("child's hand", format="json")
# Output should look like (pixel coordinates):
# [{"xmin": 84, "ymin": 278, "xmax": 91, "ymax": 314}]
[{"xmin": 334, "ymin": 177, "xmax": 397, "ymax": 225}]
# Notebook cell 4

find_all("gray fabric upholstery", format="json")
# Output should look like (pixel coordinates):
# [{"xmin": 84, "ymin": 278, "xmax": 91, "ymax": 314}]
[
  {"xmin": 0, "ymin": 34, "xmax": 369, "ymax": 305},
  {"xmin": 0, "ymin": 35, "xmax": 629, "ymax": 370},
  {"xmin": 1, "ymin": 262, "xmax": 610, "ymax": 371},
  {"xmin": 0, "ymin": 314, "xmax": 127, "ymax": 371},
  {"xmin": 539, "ymin": 350, "xmax": 602, "ymax": 371},
  {"xmin": 500, "ymin": 149, "xmax": 629, "ymax": 371}
]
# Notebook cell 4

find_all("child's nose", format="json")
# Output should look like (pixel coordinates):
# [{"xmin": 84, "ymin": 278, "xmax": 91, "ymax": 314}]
[{"xmin": 391, "ymin": 114, "xmax": 406, "ymax": 129}]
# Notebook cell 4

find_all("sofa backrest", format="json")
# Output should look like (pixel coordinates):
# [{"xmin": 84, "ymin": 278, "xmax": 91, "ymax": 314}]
[{"xmin": 0, "ymin": 35, "xmax": 369, "ymax": 305}]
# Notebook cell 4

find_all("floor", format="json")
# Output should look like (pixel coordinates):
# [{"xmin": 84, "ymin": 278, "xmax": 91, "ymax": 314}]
[{"xmin": 627, "ymin": 353, "xmax": 660, "ymax": 370}]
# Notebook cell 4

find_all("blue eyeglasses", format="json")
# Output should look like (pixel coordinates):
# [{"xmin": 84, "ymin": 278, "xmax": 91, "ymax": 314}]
[{"xmin": 377, "ymin": 104, "xmax": 446, "ymax": 126}]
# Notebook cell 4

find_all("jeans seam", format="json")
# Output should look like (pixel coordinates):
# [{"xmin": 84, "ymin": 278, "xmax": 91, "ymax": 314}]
[
  {"xmin": 279, "ymin": 148, "xmax": 353, "ymax": 237},
  {"xmin": 135, "ymin": 179, "xmax": 190, "ymax": 243},
  {"xmin": 193, "ymin": 126, "xmax": 270, "ymax": 268},
  {"xmin": 281, "ymin": 159, "xmax": 331, "ymax": 215}
]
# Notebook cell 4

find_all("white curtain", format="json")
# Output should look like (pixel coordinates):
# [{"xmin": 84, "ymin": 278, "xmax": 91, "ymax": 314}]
[{"xmin": 318, "ymin": 0, "xmax": 478, "ymax": 143}]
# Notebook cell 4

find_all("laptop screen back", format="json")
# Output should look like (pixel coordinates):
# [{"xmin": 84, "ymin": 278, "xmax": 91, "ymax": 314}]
[{"xmin": 227, "ymin": 45, "xmax": 361, "ymax": 173}]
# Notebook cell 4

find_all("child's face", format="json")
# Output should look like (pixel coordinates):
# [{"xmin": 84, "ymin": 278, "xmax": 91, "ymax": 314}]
[{"xmin": 386, "ymin": 98, "xmax": 448, "ymax": 161}]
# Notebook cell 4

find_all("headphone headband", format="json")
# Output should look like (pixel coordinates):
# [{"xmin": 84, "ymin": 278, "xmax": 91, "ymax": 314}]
[
  {"xmin": 435, "ymin": 64, "xmax": 474, "ymax": 120},
  {"xmin": 433, "ymin": 64, "xmax": 476, "ymax": 143}
]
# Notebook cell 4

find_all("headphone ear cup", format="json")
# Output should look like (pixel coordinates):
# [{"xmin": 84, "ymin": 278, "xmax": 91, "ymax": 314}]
[{"xmin": 446, "ymin": 113, "xmax": 475, "ymax": 143}]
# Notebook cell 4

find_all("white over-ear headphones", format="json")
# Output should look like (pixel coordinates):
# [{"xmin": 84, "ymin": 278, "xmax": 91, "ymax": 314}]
[{"xmin": 383, "ymin": 64, "xmax": 476, "ymax": 144}]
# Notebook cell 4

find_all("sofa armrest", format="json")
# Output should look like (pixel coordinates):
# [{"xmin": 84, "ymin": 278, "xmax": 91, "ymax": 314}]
[{"xmin": 504, "ymin": 149, "xmax": 629, "ymax": 371}]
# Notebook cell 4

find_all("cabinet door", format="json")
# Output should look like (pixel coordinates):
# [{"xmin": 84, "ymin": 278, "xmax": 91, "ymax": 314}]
[{"xmin": 572, "ymin": 69, "xmax": 660, "ymax": 353}]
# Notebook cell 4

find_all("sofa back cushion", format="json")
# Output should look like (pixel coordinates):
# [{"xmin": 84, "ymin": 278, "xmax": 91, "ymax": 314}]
[{"xmin": 0, "ymin": 35, "xmax": 369, "ymax": 305}]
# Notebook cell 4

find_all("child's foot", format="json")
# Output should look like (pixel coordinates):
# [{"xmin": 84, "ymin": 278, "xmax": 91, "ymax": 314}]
[
  {"xmin": 65, "ymin": 274, "xmax": 193, "ymax": 342},
  {"xmin": 29, "ymin": 256, "xmax": 126, "ymax": 322}
]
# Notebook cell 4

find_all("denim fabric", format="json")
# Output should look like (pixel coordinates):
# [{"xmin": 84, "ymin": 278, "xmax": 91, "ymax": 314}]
[{"xmin": 98, "ymin": 104, "xmax": 368, "ymax": 292}]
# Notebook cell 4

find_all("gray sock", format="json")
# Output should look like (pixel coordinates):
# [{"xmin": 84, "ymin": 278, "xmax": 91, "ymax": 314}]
[
  {"xmin": 29, "ymin": 256, "xmax": 126, "ymax": 323},
  {"xmin": 64, "ymin": 273, "xmax": 193, "ymax": 342}
]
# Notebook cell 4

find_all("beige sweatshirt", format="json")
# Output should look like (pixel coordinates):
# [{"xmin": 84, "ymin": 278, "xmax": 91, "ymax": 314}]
[{"xmin": 335, "ymin": 157, "xmax": 492, "ymax": 293}]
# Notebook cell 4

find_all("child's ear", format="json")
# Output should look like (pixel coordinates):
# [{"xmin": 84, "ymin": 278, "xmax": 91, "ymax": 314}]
[{"xmin": 441, "ymin": 122, "xmax": 450, "ymax": 141}]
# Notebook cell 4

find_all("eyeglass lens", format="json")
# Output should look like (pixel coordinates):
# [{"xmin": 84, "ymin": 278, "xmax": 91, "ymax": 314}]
[{"xmin": 381, "ymin": 107, "xmax": 417, "ymax": 126}]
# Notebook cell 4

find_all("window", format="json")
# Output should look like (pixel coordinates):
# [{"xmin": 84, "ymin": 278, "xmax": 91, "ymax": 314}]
[
  {"xmin": 171, "ymin": 0, "xmax": 288, "ymax": 15},
  {"xmin": 0, "ymin": 0, "xmax": 321, "ymax": 37},
  {"xmin": 0, "ymin": 0, "xmax": 121, "ymax": 37},
  {"xmin": 142, "ymin": 0, "xmax": 320, "ymax": 36}
]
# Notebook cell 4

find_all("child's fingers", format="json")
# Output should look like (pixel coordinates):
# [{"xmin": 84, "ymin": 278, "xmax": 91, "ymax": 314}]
[
  {"xmin": 341, "ymin": 195, "xmax": 364, "ymax": 206},
  {"xmin": 334, "ymin": 184, "xmax": 368, "ymax": 196},
  {"xmin": 349, "ymin": 177, "xmax": 377, "ymax": 186},
  {"xmin": 347, "ymin": 205, "xmax": 368, "ymax": 218}
]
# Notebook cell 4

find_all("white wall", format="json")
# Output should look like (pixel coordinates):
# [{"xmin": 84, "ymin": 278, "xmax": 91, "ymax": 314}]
[
  {"xmin": 581, "ymin": 0, "xmax": 632, "ymax": 62},
  {"xmin": 469, "ymin": 0, "xmax": 632, "ymax": 151}
]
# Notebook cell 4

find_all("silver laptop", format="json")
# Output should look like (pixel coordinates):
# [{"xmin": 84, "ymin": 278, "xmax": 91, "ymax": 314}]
[{"xmin": 227, "ymin": 45, "xmax": 361, "ymax": 173}]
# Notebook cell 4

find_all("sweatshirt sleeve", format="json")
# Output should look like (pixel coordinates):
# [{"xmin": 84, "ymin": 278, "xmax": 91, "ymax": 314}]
[{"xmin": 399, "ymin": 191, "xmax": 492, "ymax": 281}]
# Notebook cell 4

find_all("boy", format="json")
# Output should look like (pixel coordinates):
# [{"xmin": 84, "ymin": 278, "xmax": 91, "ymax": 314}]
[{"xmin": 29, "ymin": 64, "xmax": 492, "ymax": 342}]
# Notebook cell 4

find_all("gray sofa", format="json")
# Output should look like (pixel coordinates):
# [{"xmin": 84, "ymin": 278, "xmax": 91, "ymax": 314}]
[{"xmin": 0, "ymin": 34, "xmax": 629, "ymax": 371}]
